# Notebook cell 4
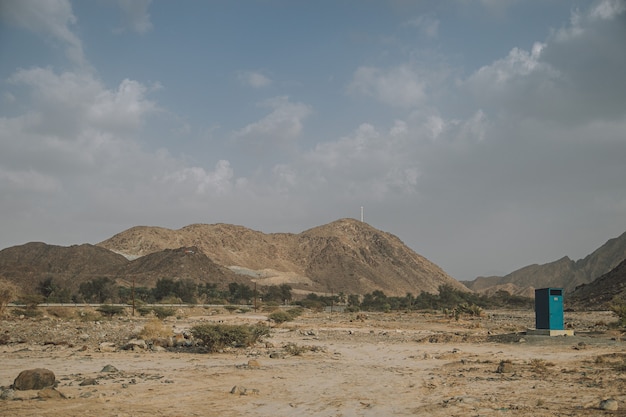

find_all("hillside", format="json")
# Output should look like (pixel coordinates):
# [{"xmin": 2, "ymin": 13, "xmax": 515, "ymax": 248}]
[
  {"xmin": 569, "ymin": 259, "xmax": 626, "ymax": 309},
  {"xmin": 98, "ymin": 218, "xmax": 466, "ymax": 296},
  {"xmin": 0, "ymin": 219, "xmax": 465, "ymax": 298},
  {"xmin": 463, "ymin": 231, "xmax": 626, "ymax": 295},
  {"xmin": 0, "ymin": 242, "xmax": 127, "ymax": 293}
]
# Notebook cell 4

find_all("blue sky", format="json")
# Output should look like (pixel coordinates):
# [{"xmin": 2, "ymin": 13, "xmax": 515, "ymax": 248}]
[{"xmin": 1, "ymin": 0, "xmax": 625, "ymax": 281}]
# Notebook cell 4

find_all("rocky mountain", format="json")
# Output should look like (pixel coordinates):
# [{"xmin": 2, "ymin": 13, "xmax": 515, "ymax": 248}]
[
  {"xmin": 1, "ymin": 219, "xmax": 465, "ymax": 297},
  {"xmin": 0, "ymin": 242, "xmax": 128, "ymax": 294},
  {"xmin": 463, "ymin": 230, "xmax": 626, "ymax": 295},
  {"xmin": 98, "ymin": 218, "xmax": 466, "ymax": 296},
  {"xmin": 568, "ymin": 259, "xmax": 626, "ymax": 309}
]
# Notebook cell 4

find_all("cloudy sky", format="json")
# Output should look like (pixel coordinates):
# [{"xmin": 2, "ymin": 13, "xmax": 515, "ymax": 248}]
[{"xmin": 1, "ymin": 0, "xmax": 625, "ymax": 281}]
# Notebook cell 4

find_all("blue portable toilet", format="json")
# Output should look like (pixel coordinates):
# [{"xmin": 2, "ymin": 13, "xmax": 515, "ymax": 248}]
[{"xmin": 535, "ymin": 288, "xmax": 564, "ymax": 330}]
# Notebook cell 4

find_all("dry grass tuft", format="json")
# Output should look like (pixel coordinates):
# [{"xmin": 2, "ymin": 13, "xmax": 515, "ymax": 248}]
[
  {"xmin": 46, "ymin": 307, "xmax": 75, "ymax": 319},
  {"xmin": 139, "ymin": 319, "xmax": 173, "ymax": 340}
]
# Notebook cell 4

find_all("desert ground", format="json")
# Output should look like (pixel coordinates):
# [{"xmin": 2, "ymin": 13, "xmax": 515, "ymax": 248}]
[{"xmin": 1, "ymin": 307, "xmax": 625, "ymax": 417}]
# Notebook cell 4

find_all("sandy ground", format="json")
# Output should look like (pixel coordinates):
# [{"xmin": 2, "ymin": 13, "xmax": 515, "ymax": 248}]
[{"xmin": 1, "ymin": 309, "xmax": 625, "ymax": 417}]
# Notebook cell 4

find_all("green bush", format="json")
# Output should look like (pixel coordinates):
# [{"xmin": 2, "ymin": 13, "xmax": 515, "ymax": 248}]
[
  {"xmin": 97, "ymin": 304, "xmax": 126, "ymax": 317},
  {"xmin": 12, "ymin": 307, "xmax": 43, "ymax": 318},
  {"xmin": 268, "ymin": 310, "xmax": 292, "ymax": 324},
  {"xmin": 269, "ymin": 307, "xmax": 303, "ymax": 324},
  {"xmin": 191, "ymin": 323, "xmax": 269, "ymax": 352}
]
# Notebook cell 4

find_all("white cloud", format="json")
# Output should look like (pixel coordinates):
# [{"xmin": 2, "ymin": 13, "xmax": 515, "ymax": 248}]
[
  {"xmin": 163, "ymin": 160, "xmax": 236, "ymax": 195},
  {"xmin": 405, "ymin": 14, "xmax": 439, "ymax": 38},
  {"xmin": 116, "ymin": 0, "xmax": 153, "ymax": 34},
  {"xmin": 233, "ymin": 96, "xmax": 312, "ymax": 145},
  {"xmin": 349, "ymin": 65, "xmax": 428, "ymax": 108},
  {"xmin": 237, "ymin": 71, "xmax": 272, "ymax": 88},
  {"xmin": 295, "ymin": 122, "xmax": 420, "ymax": 199},
  {"xmin": 463, "ymin": 0, "xmax": 626, "ymax": 123},
  {"xmin": 590, "ymin": 0, "xmax": 626, "ymax": 20},
  {"xmin": 8, "ymin": 68, "xmax": 158, "ymax": 136},
  {"xmin": 0, "ymin": 0, "xmax": 85, "ymax": 65},
  {"xmin": 0, "ymin": 167, "xmax": 61, "ymax": 193}
]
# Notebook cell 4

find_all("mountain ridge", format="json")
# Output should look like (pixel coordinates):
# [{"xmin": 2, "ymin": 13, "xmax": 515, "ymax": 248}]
[
  {"xmin": 1, "ymin": 218, "xmax": 466, "ymax": 298},
  {"xmin": 463, "ymin": 230, "xmax": 626, "ymax": 295}
]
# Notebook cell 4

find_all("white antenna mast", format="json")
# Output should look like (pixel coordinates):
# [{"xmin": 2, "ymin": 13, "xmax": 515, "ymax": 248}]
[{"xmin": 360, "ymin": 206, "xmax": 364, "ymax": 222}]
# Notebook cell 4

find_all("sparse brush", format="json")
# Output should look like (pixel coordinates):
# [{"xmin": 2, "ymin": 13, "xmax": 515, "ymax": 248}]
[
  {"xmin": 269, "ymin": 308, "xmax": 304, "ymax": 324},
  {"xmin": 283, "ymin": 343, "xmax": 324, "ymax": 356},
  {"xmin": 139, "ymin": 319, "xmax": 173, "ymax": 340},
  {"xmin": 529, "ymin": 358, "xmax": 554, "ymax": 373},
  {"xmin": 78, "ymin": 309, "xmax": 102, "ymax": 322},
  {"xmin": 224, "ymin": 305, "xmax": 238, "ymax": 313},
  {"xmin": 609, "ymin": 298, "xmax": 626, "ymax": 327},
  {"xmin": 11, "ymin": 307, "xmax": 43, "ymax": 318},
  {"xmin": 191, "ymin": 323, "xmax": 269, "ymax": 352},
  {"xmin": 97, "ymin": 305, "xmax": 126, "ymax": 317},
  {"xmin": 46, "ymin": 307, "xmax": 75, "ymax": 319}
]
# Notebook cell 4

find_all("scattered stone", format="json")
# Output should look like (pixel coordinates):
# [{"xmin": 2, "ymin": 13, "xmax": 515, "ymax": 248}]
[
  {"xmin": 13, "ymin": 368, "xmax": 56, "ymax": 390},
  {"xmin": 79, "ymin": 378, "xmax": 98, "ymax": 386},
  {"xmin": 0, "ymin": 388, "xmax": 15, "ymax": 400},
  {"xmin": 496, "ymin": 360, "xmax": 514, "ymax": 374},
  {"xmin": 151, "ymin": 345, "xmax": 166, "ymax": 352},
  {"xmin": 230, "ymin": 385, "xmax": 259, "ymax": 395},
  {"xmin": 123, "ymin": 339, "xmax": 147, "ymax": 350},
  {"xmin": 269, "ymin": 352, "xmax": 285, "ymax": 359},
  {"xmin": 247, "ymin": 359, "xmax": 261, "ymax": 368},
  {"xmin": 101, "ymin": 364, "xmax": 119, "ymax": 373},
  {"xmin": 38, "ymin": 387, "xmax": 67, "ymax": 400},
  {"xmin": 600, "ymin": 399, "xmax": 618, "ymax": 411},
  {"xmin": 98, "ymin": 342, "xmax": 117, "ymax": 352}
]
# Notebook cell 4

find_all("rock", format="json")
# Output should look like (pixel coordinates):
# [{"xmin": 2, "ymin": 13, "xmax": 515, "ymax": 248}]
[
  {"xmin": 13, "ymin": 368, "xmax": 56, "ymax": 390},
  {"xmin": 269, "ymin": 352, "xmax": 285, "ymax": 359},
  {"xmin": 247, "ymin": 359, "xmax": 261, "ymax": 368},
  {"xmin": 123, "ymin": 339, "xmax": 146, "ymax": 350},
  {"xmin": 38, "ymin": 387, "xmax": 67, "ymax": 399},
  {"xmin": 230, "ymin": 385, "xmax": 259, "ymax": 395},
  {"xmin": 79, "ymin": 378, "xmax": 98, "ymax": 386},
  {"xmin": 100, "ymin": 364, "xmax": 119, "ymax": 373},
  {"xmin": 600, "ymin": 399, "xmax": 618, "ymax": 411},
  {"xmin": 98, "ymin": 342, "xmax": 117, "ymax": 352},
  {"xmin": 0, "ymin": 388, "xmax": 15, "ymax": 400}
]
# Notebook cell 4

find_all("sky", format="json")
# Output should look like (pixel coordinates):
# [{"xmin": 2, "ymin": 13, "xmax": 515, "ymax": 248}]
[{"xmin": 0, "ymin": 0, "xmax": 625, "ymax": 281}]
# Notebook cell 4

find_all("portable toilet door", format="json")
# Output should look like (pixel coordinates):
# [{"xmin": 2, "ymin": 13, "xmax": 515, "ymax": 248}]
[{"xmin": 535, "ymin": 288, "xmax": 564, "ymax": 330}]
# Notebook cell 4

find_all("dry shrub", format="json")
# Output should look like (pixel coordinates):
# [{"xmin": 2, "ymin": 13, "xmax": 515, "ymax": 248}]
[
  {"xmin": 0, "ymin": 278, "xmax": 19, "ymax": 316},
  {"xmin": 139, "ymin": 319, "xmax": 173, "ymax": 340},
  {"xmin": 283, "ymin": 342, "xmax": 325, "ymax": 356},
  {"xmin": 78, "ymin": 309, "xmax": 102, "ymax": 322},
  {"xmin": 529, "ymin": 358, "xmax": 555, "ymax": 373},
  {"xmin": 46, "ymin": 307, "xmax": 75, "ymax": 319}
]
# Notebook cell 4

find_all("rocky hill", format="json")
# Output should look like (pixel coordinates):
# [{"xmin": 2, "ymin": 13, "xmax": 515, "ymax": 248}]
[
  {"xmin": 568, "ymin": 259, "xmax": 626, "ymax": 309},
  {"xmin": 1, "ymin": 219, "xmax": 465, "ymax": 297},
  {"xmin": 98, "ymin": 218, "xmax": 467, "ymax": 296},
  {"xmin": 463, "ymin": 231, "xmax": 626, "ymax": 295},
  {"xmin": 0, "ymin": 242, "xmax": 127, "ymax": 294}
]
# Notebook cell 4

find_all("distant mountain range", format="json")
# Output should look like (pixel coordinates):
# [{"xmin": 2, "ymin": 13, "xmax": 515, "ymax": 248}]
[
  {"xmin": 0, "ymin": 218, "xmax": 467, "ymax": 297},
  {"xmin": 462, "ymin": 231, "xmax": 626, "ymax": 297}
]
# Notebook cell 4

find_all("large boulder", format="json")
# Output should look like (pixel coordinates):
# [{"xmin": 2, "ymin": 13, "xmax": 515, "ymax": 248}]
[{"xmin": 13, "ymin": 368, "xmax": 56, "ymax": 390}]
